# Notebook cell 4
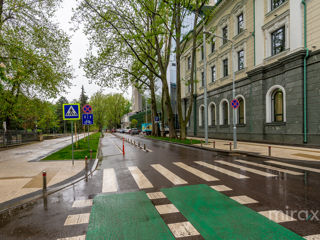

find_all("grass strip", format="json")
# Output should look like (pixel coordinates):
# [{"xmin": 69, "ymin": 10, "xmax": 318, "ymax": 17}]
[
  {"xmin": 146, "ymin": 135, "xmax": 202, "ymax": 145},
  {"xmin": 42, "ymin": 132, "xmax": 101, "ymax": 160}
]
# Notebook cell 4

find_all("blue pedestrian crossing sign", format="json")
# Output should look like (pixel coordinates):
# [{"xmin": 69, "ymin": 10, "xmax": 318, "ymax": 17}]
[
  {"xmin": 82, "ymin": 114, "xmax": 93, "ymax": 125},
  {"xmin": 63, "ymin": 104, "xmax": 80, "ymax": 120}
]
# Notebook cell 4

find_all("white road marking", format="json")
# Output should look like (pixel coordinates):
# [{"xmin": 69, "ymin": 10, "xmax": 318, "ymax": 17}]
[
  {"xmin": 236, "ymin": 160, "xmax": 304, "ymax": 176},
  {"xmin": 102, "ymin": 168, "xmax": 118, "ymax": 193},
  {"xmin": 168, "ymin": 221, "xmax": 200, "ymax": 238},
  {"xmin": 266, "ymin": 160, "xmax": 320, "ymax": 174},
  {"xmin": 211, "ymin": 185, "xmax": 232, "ymax": 192},
  {"xmin": 304, "ymin": 234, "xmax": 320, "ymax": 240},
  {"xmin": 173, "ymin": 162, "xmax": 219, "ymax": 181},
  {"xmin": 230, "ymin": 195, "xmax": 258, "ymax": 204},
  {"xmin": 216, "ymin": 160, "xmax": 277, "ymax": 177},
  {"xmin": 155, "ymin": 204, "xmax": 179, "ymax": 214},
  {"xmin": 72, "ymin": 199, "xmax": 93, "ymax": 208},
  {"xmin": 64, "ymin": 213, "xmax": 90, "ymax": 226},
  {"xmin": 57, "ymin": 235, "xmax": 86, "ymax": 240},
  {"xmin": 147, "ymin": 192, "xmax": 166, "ymax": 200},
  {"xmin": 259, "ymin": 210, "xmax": 296, "ymax": 223},
  {"xmin": 195, "ymin": 161, "xmax": 249, "ymax": 179},
  {"xmin": 111, "ymin": 141, "xmax": 123, "ymax": 153},
  {"xmin": 151, "ymin": 164, "xmax": 187, "ymax": 185},
  {"xmin": 128, "ymin": 166, "xmax": 153, "ymax": 189}
]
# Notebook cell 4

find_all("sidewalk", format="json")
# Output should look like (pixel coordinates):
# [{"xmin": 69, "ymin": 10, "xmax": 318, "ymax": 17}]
[
  {"xmin": 0, "ymin": 134, "xmax": 89, "ymax": 206},
  {"xmin": 188, "ymin": 137, "xmax": 320, "ymax": 162}
]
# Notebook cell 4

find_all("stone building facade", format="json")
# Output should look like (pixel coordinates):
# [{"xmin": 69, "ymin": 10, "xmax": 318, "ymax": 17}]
[{"xmin": 181, "ymin": 0, "xmax": 320, "ymax": 145}]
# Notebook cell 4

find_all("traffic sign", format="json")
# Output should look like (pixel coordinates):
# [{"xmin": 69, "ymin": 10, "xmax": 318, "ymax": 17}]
[
  {"xmin": 82, "ymin": 114, "xmax": 93, "ymax": 125},
  {"xmin": 82, "ymin": 104, "xmax": 92, "ymax": 114},
  {"xmin": 155, "ymin": 116, "xmax": 160, "ymax": 122},
  {"xmin": 63, "ymin": 104, "xmax": 80, "ymax": 120},
  {"xmin": 231, "ymin": 99, "xmax": 240, "ymax": 109}
]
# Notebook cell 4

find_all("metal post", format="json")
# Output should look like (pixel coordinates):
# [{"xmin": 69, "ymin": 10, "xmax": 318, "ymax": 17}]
[
  {"xmin": 229, "ymin": 142, "xmax": 232, "ymax": 151},
  {"xmin": 42, "ymin": 171, "xmax": 47, "ymax": 192},
  {"xmin": 268, "ymin": 146, "xmax": 271, "ymax": 156},
  {"xmin": 138, "ymin": 142, "xmax": 140, "ymax": 148},
  {"xmin": 190, "ymin": 138, "xmax": 192, "ymax": 145},
  {"xmin": 85, "ymin": 156, "xmax": 88, "ymax": 182},
  {"xmin": 203, "ymin": 24, "xmax": 209, "ymax": 144},
  {"xmin": 144, "ymin": 144, "xmax": 146, "ymax": 151},
  {"xmin": 88, "ymin": 125, "xmax": 90, "ymax": 151},
  {"xmin": 232, "ymin": 43, "xmax": 237, "ymax": 149},
  {"xmin": 71, "ymin": 121, "xmax": 74, "ymax": 165},
  {"xmin": 90, "ymin": 149, "xmax": 92, "ymax": 161},
  {"xmin": 213, "ymin": 141, "xmax": 215, "ymax": 148}
]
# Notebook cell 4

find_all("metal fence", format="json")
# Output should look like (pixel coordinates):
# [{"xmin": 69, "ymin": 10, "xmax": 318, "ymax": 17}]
[{"xmin": 0, "ymin": 130, "xmax": 40, "ymax": 147}]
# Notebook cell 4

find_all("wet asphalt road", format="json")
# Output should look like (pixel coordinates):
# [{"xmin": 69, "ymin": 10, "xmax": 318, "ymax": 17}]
[{"xmin": 0, "ymin": 134, "xmax": 320, "ymax": 239}]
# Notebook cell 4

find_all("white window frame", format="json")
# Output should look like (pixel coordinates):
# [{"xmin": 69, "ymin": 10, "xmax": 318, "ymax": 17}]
[
  {"xmin": 235, "ymin": 94, "xmax": 246, "ymax": 124},
  {"xmin": 211, "ymin": 65, "xmax": 216, "ymax": 82},
  {"xmin": 199, "ymin": 104, "xmax": 205, "ymax": 127},
  {"xmin": 219, "ymin": 99, "xmax": 230, "ymax": 125},
  {"xmin": 208, "ymin": 102, "xmax": 217, "ymax": 126},
  {"xmin": 264, "ymin": 16, "xmax": 289, "ymax": 58},
  {"xmin": 232, "ymin": 5, "xmax": 246, "ymax": 37},
  {"xmin": 266, "ymin": 85, "xmax": 286, "ymax": 123}
]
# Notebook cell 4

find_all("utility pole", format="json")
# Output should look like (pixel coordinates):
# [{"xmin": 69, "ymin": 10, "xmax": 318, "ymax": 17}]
[{"xmin": 203, "ymin": 24, "xmax": 209, "ymax": 144}]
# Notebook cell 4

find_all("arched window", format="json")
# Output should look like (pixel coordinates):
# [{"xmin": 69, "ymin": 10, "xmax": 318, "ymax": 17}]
[
  {"xmin": 272, "ymin": 89, "xmax": 283, "ymax": 122},
  {"xmin": 208, "ymin": 103, "xmax": 216, "ymax": 126},
  {"xmin": 236, "ymin": 95, "xmax": 246, "ymax": 124},
  {"xmin": 223, "ymin": 102, "xmax": 228, "ymax": 125},
  {"xmin": 211, "ymin": 104, "xmax": 216, "ymax": 126},
  {"xmin": 219, "ymin": 99, "xmax": 229, "ymax": 125},
  {"xmin": 199, "ymin": 105, "xmax": 205, "ymax": 127},
  {"xmin": 266, "ymin": 85, "xmax": 286, "ymax": 123}
]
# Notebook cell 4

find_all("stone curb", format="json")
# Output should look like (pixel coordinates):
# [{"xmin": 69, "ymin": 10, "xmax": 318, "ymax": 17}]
[{"xmin": 144, "ymin": 137, "xmax": 320, "ymax": 164}]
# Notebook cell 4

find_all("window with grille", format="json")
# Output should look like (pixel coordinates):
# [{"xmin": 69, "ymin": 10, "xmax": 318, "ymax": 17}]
[
  {"xmin": 211, "ymin": 66, "xmax": 216, "ymax": 82},
  {"xmin": 222, "ymin": 26, "xmax": 228, "ymax": 45},
  {"xmin": 237, "ymin": 13, "xmax": 244, "ymax": 34},
  {"xmin": 271, "ymin": 26, "xmax": 285, "ymax": 56},
  {"xmin": 271, "ymin": 0, "xmax": 286, "ymax": 11},
  {"xmin": 238, "ymin": 50, "xmax": 244, "ymax": 71},
  {"xmin": 223, "ymin": 59, "xmax": 228, "ymax": 77}
]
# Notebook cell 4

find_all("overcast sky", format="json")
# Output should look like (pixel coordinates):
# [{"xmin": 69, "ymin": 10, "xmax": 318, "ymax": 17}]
[{"xmin": 54, "ymin": 0, "xmax": 131, "ymax": 103}]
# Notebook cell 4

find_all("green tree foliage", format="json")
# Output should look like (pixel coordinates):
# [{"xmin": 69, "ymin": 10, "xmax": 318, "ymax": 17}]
[
  {"xmin": 55, "ymin": 96, "xmax": 69, "ymax": 133},
  {"xmin": 90, "ymin": 92, "xmax": 131, "ymax": 131},
  {"xmin": 0, "ymin": 0, "xmax": 73, "ymax": 129},
  {"xmin": 6, "ymin": 95, "xmax": 58, "ymax": 132},
  {"xmin": 130, "ymin": 119, "xmax": 138, "ymax": 128}
]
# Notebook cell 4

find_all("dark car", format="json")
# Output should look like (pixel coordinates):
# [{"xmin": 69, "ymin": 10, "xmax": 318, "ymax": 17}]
[{"xmin": 130, "ymin": 128, "xmax": 139, "ymax": 135}]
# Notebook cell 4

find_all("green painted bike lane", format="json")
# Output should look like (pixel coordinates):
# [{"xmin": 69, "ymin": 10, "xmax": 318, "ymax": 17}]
[
  {"xmin": 162, "ymin": 184, "xmax": 304, "ymax": 240},
  {"xmin": 86, "ymin": 191, "xmax": 175, "ymax": 240}
]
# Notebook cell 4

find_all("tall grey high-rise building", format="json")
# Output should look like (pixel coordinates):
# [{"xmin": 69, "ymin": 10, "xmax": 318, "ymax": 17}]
[{"xmin": 131, "ymin": 86, "xmax": 142, "ymax": 113}]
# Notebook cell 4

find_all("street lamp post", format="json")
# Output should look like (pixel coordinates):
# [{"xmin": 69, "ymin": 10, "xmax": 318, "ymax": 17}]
[
  {"xmin": 203, "ymin": 24, "xmax": 209, "ymax": 144},
  {"xmin": 203, "ymin": 31, "xmax": 237, "ymax": 149}
]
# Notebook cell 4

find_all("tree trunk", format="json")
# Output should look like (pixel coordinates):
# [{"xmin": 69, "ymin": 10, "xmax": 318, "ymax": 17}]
[{"xmin": 150, "ymin": 80, "xmax": 160, "ymax": 136}]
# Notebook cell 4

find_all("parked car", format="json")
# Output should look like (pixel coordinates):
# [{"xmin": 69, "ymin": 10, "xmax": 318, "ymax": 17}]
[{"xmin": 130, "ymin": 128, "xmax": 139, "ymax": 135}]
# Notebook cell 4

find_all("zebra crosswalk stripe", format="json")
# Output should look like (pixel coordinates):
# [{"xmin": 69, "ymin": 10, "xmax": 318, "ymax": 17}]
[
  {"xmin": 216, "ymin": 160, "xmax": 277, "ymax": 177},
  {"xmin": 151, "ymin": 164, "xmax": 187, "ymax": 185},
  {"xmin": 128, "ymin": 166, "xmax": 153, "ymax": 189},
  {"xmin": 265, "ymin": 160, "xmax": 320, "ymax": 174},
  {"xmin": 102, "ymin": 168, "xmax": 118, "ymax": 193},
  {"xmin": 195, "ymin": 161, "xmax": 249, "ymax": 179},
  {"xmin": 236, "ymin": 160, "xmax": 304, "ymax": 176},
  {"xmin": 173, "ymin": 162, "xmax": 219, "ymax": 181}
]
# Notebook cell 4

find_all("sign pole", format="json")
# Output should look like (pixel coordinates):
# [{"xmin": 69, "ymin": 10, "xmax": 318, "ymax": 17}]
[
  {"xmin": 88, "ymin": 125, "xmax": 90, "ymax": 151},
  {"xmin": 71, "ymin": 121, "xmax": 74, "ymax": 165}
]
